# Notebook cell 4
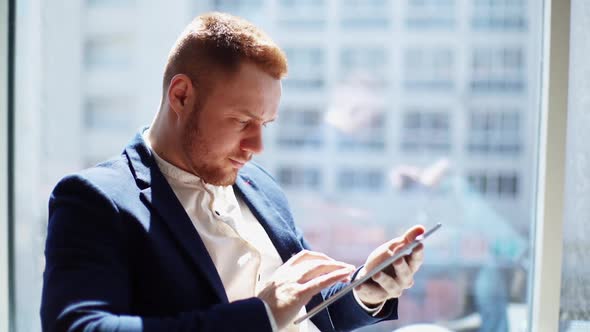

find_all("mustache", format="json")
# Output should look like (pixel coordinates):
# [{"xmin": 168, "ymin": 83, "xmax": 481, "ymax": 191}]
[{"xmin": 230, "ymin": 154, "xmax": 252, "ymax": 163}]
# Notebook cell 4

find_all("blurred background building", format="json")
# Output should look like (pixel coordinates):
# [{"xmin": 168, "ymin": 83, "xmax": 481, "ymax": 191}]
[{"xmin": 14, "ymin": 0, "xmax": 547, "ymax": 331}]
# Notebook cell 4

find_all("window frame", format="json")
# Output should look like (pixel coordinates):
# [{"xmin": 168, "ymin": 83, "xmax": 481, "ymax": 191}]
[
  {"xmin": 529, "ymin": 0, "xmax": 571, "ymax": 331},
  {"xmin": 1, "ymin": 0, "xmax": 14, "ymax": 331}
]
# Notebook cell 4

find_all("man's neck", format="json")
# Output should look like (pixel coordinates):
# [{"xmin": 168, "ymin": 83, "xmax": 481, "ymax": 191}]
[{"xmin": 145, "ymin": 115, "xmax": 188, "ymax": 173}]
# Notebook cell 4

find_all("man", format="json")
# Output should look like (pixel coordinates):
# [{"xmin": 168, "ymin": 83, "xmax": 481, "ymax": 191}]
[{"xmin": 41, "ymin": 12, "xmax": 425, "ymax": 332}]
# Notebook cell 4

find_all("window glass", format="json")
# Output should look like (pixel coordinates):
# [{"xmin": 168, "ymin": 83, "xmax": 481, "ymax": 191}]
[
  {"xmin": 339, "ymin": 0, "xmax": 391, "ymax": 29},
  {"xmin": 84, "ymin": 34, "xmax": 134, "ymax": 69},
  {"xmin": 277, "ymin": 0, "xmax": 326, "ymax": 29},
  {"xmin": 13, "ymin": 0, "xmax": 544, "ymax": 331},
  {"xmin": 406, "ymin": 0, "xmax": 455, "ymax": 29},
  {"xmin": 340, "ymin": 47, "xmax": 389, "ymax": 88},
  {"xmin": 559, "ymin": 0, "xmax": 590, "ymax": 330},
  {"xmin": 404, "ymin": 48, "xmax": 455, "ymax": 90},
  {"xmin": 472, "ymin": 0, "xmax": 527, "ymax": 30},
  {"xmin": 276, "ymin": 106, "xmax": 324, "ymax": 149},
  {"xmin": 467, "ymin": 108, "xmax": 521, "ymax": 155},
  {"xmin": 471, "ymin": 47, "xmax": 525, "ymax": 93},
  {"xmin": 401, "ymin": 110, "xmax": 451, "ymax": 152},
  {"xmin": 283, "ymin": 47, "xmax": 325, "ymax": 91}
]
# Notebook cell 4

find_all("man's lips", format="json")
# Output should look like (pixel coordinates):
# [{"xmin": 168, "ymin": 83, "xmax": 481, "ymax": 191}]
[{"xmin": 229, "ymin": 158, "xmax": 247, "ymax": 169}]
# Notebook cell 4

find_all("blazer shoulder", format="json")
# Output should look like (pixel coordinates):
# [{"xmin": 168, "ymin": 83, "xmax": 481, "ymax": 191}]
[{"xmin": 50, "ymin": 155, "xmax": 134, "ymax": 213}]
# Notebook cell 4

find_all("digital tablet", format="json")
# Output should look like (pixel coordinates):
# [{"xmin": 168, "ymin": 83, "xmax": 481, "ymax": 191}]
[{"xmin": 294, "ymin": 223, "xmax": 442, "ymax": 325}]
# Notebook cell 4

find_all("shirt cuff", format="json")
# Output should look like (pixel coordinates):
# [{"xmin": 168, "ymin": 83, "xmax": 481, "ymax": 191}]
[
  {"xmin": 352, "ymin": 288, "xmax": 387, "ymax": 317},
  {"xmin": 261, "ymin": 299, "xmax": 279, "ymax": 332}
]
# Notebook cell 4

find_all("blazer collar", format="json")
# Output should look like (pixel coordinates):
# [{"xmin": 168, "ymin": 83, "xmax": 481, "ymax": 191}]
[
  {"xmin": 234, "ymin": 171, "xmax": 303, "ymax": 262},
  {"xmin": 124, "ymin": 130, "xmax": 228, "ymax": 302},
  {"xmin": 234, "ymin": 168, "xmax": 333, "ymax": 329}
]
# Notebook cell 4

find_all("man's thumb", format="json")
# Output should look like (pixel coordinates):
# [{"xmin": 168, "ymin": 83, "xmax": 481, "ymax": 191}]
[{"xmin": 403, "ymin": 225, "xmax": 426, "ymax": 243}]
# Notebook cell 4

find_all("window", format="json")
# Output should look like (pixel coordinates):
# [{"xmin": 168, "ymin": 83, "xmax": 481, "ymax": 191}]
[
  {"xmin": 282, "ymin": 48, "xmax": 324, "ymax": 91},
  {"xmin": 406, "ymin": 0, "xmax": 455, "ymax": 29},
  {"xmin": 471, "ymin": 47, "xmax": 525, "ymax": 93},
  {"xmin": 467, "ymin": 108, "xmax": 521, "ymax": 154},
  {"xmin": 213, "ymin": 0, "xmax": 265, "ymax": 21},
  {"xmin": 84, "ymin": 96, "xmax": 135, "ymax": 131},
  {"xmin": 339, "ymin": 0, "xmax": 391, "ymax": 29},
  {"xmin": 277, "ymin": 166, "xmax": 321, "ymax": 190},
  {"xmin": 467, "ymin": 171, "xmax": 519, "ymax": 198},
  {"xmin": 472, "ymin": 0, "xmax": 527, "ymax": 30},
  {"xmin": 337, "ymin": 110, "xmax": 386, "ymax": 151},
  {"xmin": 277, "ymin": 0, "xmax": 326, "ymax": 29},
  {"xmin": 337, "ymin": 169, "xmax": 384, "ymax": 192},
  {"xmin": 340, "ymin": 47, "xmax": 388, "ymax": 87},
  {"xmin": 404, "ymin": 48, "xmax": 454, "ymax": 90},
  {"xmin": 276, "ymin": 107, "xmax": 323, "ymax": 148},
  {"xmin": 86, "ymin": 0, "xmax": 135, "ymax": 6},
  {"xmin": 84, "ymin": 34, "xmax": 134, "ymax": 69},
  {"xmin": 401, "ymin": 110, "xmax": 451, "ymax": 152}
]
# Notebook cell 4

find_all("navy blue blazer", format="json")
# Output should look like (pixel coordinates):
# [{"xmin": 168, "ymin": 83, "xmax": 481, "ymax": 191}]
[{"xmin": 40, "ymin": 132, "xmax": 398, "ymax": 332}]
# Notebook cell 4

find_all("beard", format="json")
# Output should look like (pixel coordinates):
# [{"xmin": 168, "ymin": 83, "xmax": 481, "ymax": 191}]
[{"xmin": 180, "ymin": 107, "xmax": 242, "ymax": 186}]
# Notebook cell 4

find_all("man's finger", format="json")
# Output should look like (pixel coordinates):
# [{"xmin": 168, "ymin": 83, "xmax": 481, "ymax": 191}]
[
  {"xmin": 364, "ymin": 241, "xmax": 408, "ymax": 273},
  {"xmin": 288, "ymin": 250, "xmax": 334, "ymax": 266},
  {"xmin": 403, "ymin": 225, "xmax": 426, "ymax": 243},
  {"xmin": 297, "ymin": 260, "xmax": 355, "ymax": 283},
  {"xmin": 386, "ymin": 225, "xmax": 426, "ymax": 252},
  {"xmin": 372, "ymin": 272, "xmax": 403, "ymax": 298},
  {"xmin": 407, "ymin": 243, "xmax": 424, "ymax": 273},
  {"xmin": 303, "ymin": 267, "xmax": 355, "ymax": 295},
  {"xmin": 391, "ymin": 258, "xmax": 414, "ymax": 288}
]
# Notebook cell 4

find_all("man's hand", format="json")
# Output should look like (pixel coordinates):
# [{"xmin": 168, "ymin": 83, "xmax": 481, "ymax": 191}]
[
  {"xmin": 354, "ymin": 225, "xmax": 425, "ymax": 306},
  {"xmin": 257, "ymin": 250, "xmax": 355, "ymax": 330}
]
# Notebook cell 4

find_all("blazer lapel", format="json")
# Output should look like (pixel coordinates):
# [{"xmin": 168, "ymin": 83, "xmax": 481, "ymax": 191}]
[
  {"xmin": 234, "ymin": 173, "xmax": 303, "ymax": 262},
  {"xmin": 125, "ymin": 132, "xmax": 228, "ymax": 303},
  {"xmin": 234, "ymin": 169, "xmax": 335, "ymax": 331}
]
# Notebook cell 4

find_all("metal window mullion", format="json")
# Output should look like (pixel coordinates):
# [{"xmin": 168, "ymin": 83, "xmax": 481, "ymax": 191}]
[
  {"xmin": 529, "ymin": 0, "xmax": 571, "ymax": 331},
  {"xmin": 0, "ymin": 0, "xmax": 15, "ymax": 331}
]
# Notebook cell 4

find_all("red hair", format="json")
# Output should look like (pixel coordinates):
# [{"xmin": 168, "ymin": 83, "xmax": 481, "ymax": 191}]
[{"xmin": 163, "ymin": 12, "xmax": 288, "ymax": 96}]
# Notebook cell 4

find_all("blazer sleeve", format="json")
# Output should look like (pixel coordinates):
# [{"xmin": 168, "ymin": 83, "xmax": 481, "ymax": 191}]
[{"xmin": 40, "ymin": 174, "xmax": 273, "ymax": 332}]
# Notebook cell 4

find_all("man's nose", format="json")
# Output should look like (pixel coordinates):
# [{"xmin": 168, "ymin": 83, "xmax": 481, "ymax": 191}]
[{"xmin": 240, "ymin": 124, "xmax": 264, "ymax": 154}]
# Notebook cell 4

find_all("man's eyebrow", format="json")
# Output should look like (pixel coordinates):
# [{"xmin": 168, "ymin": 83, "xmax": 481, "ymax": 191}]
[{"xmin": 238, "ymin": 109, "xmax": 277, "ymax": 122}]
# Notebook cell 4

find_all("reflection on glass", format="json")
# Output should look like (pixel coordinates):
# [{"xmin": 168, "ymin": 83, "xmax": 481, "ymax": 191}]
[
  {"xmin": 404, "ymin": 48, "xmax": 454, "ymax": 90},
  {"xmin": 278, "ymin": 0, "xmax": 326, "ymax": 29},
  {"xmin": 471, "ymin": 47, "xmax": 525, "ymax": 93},
  {"xmin": 472, "ymin": 0, "xmax": 527, "ymax": 30},
  {"xmin": 15, "ymin": 0, "xmax": 543, "ymax": 331},
  {"xmin": 283, "ymin": 48, "xmax": 325, "ymax": 90},
  {"xmin": 339, "ymin": 0, "xmax": 391, "ymax": 29},
  {"xmin": 406, "ymin": 0, "xmax": 455, "ymax": 29}
]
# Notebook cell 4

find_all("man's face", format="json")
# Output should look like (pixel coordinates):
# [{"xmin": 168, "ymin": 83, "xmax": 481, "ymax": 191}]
[{"xmin": 181, "ymin": 62, "xmax": 281, "ymax": 186}]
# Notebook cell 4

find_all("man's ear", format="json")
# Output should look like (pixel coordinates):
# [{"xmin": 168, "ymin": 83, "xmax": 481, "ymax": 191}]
[{"xmin": 167, "ymin": 74, "xmax": 195, "ymax": 117}]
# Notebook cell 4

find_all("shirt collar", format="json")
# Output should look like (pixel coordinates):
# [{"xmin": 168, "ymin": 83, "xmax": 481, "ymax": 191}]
[{"xmin": 141, "ymin": 131, "xmax": 233, "ymax": 199}]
